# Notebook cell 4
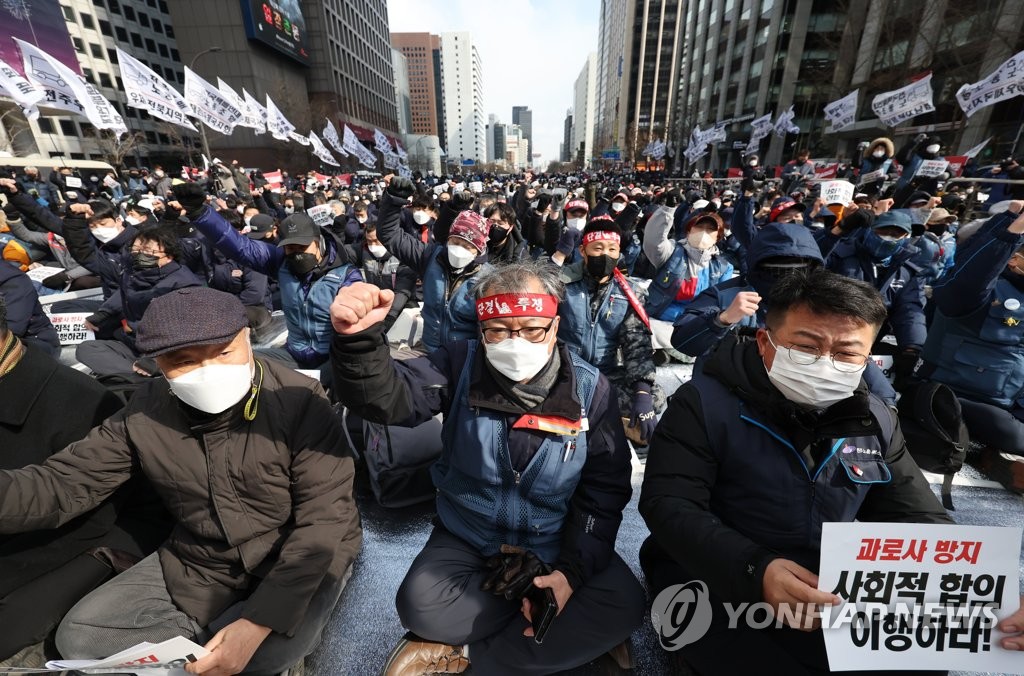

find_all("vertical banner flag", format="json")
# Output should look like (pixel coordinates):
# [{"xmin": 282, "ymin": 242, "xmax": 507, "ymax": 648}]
[
  {"xmin": 265, "ymin": 96, "xmax": 296, "ymax": 141},
  {"xmin": 398, "ymin": 165, "xmax": 412, "ymax": 179},
  {"xmin": 373, "ymin": 128, "xmax": 393, "ymax": 154},
  {"xmin": 819, "ymin": 522, "xmax": 1022, "ymax": 674},
  {"xmin": 344, "ymin": 124, "xmax": 378, "ymax": 168},
  {"xmin": 242, "ymin": 89, "xmax": 267, "ymax": 134},
  {"xmin": 824, "ymin": 90, "xmax": 859, "ymax": 132},
  {"xmin": 774, "ymin": 105, "xmax": 799, "ymax": 138},
  {"xmin": 16, "ymin": 38, "xmax": 126, "ymax": 134},
  {"xmin": 963, "ymin": 137, "xmax": 992, "ymax": 159},
  {"xmin": 287, "ymin": 131, "xmax": 310, "ymax": 146},
  {"xmin": 395, "ymin": 139, "xmax": 408, "ymax": 161},
  {"xmin": 218, "ymin": 78, "xmax": 262, "ymax": 132},
  {"xmin": 307, "ymin": 131, "xmax": 339, "ymax": 166},
  {"xmin": 116, "ymin": 48, "xmax": 196, "ymax": 131},
  {"xmin": 746, "ymin": 113, "xmax": 774, "ymax": 153},
  {"xmin": 184, "ymin": 66, "xmax": 241, "ymax": 135},
  {"xmin": 322, "ymin": 119, "xmax": 349, "ymax": 157},
  {"xmin": 0, "ymin": 56, "xmax": 44, "ymax": 110},
  {"xmin": 956, "ymin": 50, "xmax": 1024, "ymax": 117},
  {"xmin": 872, "ymin": 74, "xmax": 935, "ymax": 127}
]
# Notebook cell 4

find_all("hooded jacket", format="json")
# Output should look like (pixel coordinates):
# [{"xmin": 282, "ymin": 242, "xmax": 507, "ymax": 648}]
[{"xmin": 638, "ymin": 338, "xmax": 951, "ymax": 604}]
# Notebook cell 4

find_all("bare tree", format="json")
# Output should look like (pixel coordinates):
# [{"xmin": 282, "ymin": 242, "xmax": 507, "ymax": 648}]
[{"xmin": 90, "ymin": 129, "xmax": 146, "ymax": 168}]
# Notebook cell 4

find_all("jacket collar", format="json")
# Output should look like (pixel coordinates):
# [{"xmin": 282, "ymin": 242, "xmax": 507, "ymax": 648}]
[
  {"xmin": 467, "ymin": 342, "xmax": 582, "ymax": 420},
  {"xmin": 0, "ymin": 346, "xmax": 57, "ymax": 426}
]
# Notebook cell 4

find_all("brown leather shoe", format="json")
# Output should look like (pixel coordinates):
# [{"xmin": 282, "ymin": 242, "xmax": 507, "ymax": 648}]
[
  {"xmin": 975, "ymin": 448, "xmax": 1024, "ymax": 494},
  {"xmin": 381, "ymin": 633, "xmax": 470, "ymax": 675},
  {"xmin": 606, "ymin": 638, "xmax": 635, "ymax": 670}
]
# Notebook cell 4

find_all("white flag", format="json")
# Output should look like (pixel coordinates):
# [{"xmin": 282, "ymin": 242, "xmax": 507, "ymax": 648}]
[
  {"xmin": 956, "ymin": 51, "xmax": 1024, "ymax": 117},
  {"xmin": 383, "ymin": 150, "xmax": 400, "ymax": 170},
  {"xmin": 871, "ymin": 74, "xmax": 935, "ymax": 127},
  {"xmin": 395, "ymin": 139, "xmax": 408, "ymax": 161},
  {"xmin": 963, "ymin": 136, "xmax": 992, "ymax": 159},
  {"xmin": 242, "ymin": 89, "xmax": 267, "ymax": 134},
  {"xmin": 373, "ymin": 128, "xmax": 393, "ymax": 154},
  {"xmin": 398, "ymin": 165, "xmax": 413, "ymax": 179},
  {"xmin": 745, "ymin": 113, "xmax": 774, "ymax": 153},
  {"xmin": 322, "ymin": 119, "xmax": 349, "ymax": 157},
  {"xmin": 343, "ymin": 124, "xmax": 377, "ymax": 168},
  {"xmin": 218, "ymin": 78, "xmax": 261, "ymax": 133},
  {"xmin": 116, "ymin": 48, "xmax": 196, "ymax": 131},
  {"xmin": 0, "ymin": 57, "xmax": 44, "ymax": 109},
  {"xmin": 773, "ymin": 105, "xmax": 799, "ymax": 138},
  {"xmin": 823, "ymin": 90, "xmax": 858, "ymax": 132},
  {"xmin": 265, "ymin": 96, "xmax": 295, "ymax": 141},
  {"xmin": 287, "ymin": 130, "xmax": 310, "ymax": 146},
  {"xmin": 308, "ymin": 131, "xmax": 339, "ymax": 166},
  {"xmin": 184, "ymin": 66, "xmax": 241, "ymax": 135},
  {"xmin": 16, "ymin": 38, "xmax": 126, "ymax": 134}
]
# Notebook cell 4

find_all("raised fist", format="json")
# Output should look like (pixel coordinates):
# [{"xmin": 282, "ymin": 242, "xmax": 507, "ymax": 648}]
[
  {"xmin": 331, "ymin": 282, "xmax": 395, "ymax": 334},
  {"xmin": 387, "ymin": 177, "xmax": 416, "ymax": 200}
]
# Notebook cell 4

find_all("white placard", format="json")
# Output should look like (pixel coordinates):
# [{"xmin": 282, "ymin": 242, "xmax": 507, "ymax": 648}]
[
  {"xmin": 872, "ymin": 75, "xmax": 936, "ymax": 127},
  {"xmin": 821, "ymin": 180, "xmax": 855, "ymax": 205},
  {"xmin": 469, "ymin": 181, "xmax": 483, "ymax": 193},
  {"xmin": 915, "ymin": 159, "xmax": 949, "ymax": 178},
  {"xmin": 956, "ymin": 50, "xmax": 1024, "ymax": 117},
  {"xmin": 25, "ymin": 265, "xmax": 65, "ymax": 283},
  {"xmin": 305, "ymin": 204, "xmax": 334, "ymax": 227},
  {"xmin": 858, "ymin": 169, "xmax": 885, "ymax": 185},
  {"xmin": 13, "ymin": 636, "xmax": 209, "ymax": 674},
  {"xmin": 44, "ymin": 311, "xmax": 95, "ymax": 345},
  {"xmin": 819, "ymin": 522, "xmax": 1022, "ymax": 673},
  {"xmin": 64, "ymin": 175, "xmax": 82, "ymax": 188},
  {"xmin": 869, "ymin": 354, "xmax": 895, "ymax": 384}
]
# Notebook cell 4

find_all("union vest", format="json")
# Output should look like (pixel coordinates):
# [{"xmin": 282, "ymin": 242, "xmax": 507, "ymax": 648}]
[
  {"xmin": 647, "ymin": 243, "xmax": 732, "ymax": 321},
  {"xmin": 559, "ymin": 271, "xmax": 631, "ymax": 371},
  {"xmin": 432, "ymin": 341, "xmax": 599, "ymax": 563},
  {"xmin": 922, "ymin": 277, "xmax": 1024, "ymax": 409},
  {"xmin": 278, "ymin": 263, "xmax": 353, "ymax": 366},
  {"xmin": 420, "ymin": 246, "xmax": 489, "ymax": 352}
]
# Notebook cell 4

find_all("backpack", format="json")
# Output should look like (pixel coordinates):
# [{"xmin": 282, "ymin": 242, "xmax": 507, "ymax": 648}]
[
  {"xmin": 361, "ymin": 415, "xmax": 443, "ymax": 508},
  {"xmin": 897, "ymin": 380, "xmax": 969, "ymax": 510}
]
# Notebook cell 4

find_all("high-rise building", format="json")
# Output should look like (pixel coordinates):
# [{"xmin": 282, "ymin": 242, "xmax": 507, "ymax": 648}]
[
  {"xmin": 511, "ymin": 105, "xmax": 532, "ymax": 163},
  {"xmin": 562, "ymin": 109, "xmax": 574, "ymax": 163},
  {"xmin": 572, "ymin": 52, "xmax": 598, "ymax": 168},
  {"xmin": 439, "ymin": 32, "xmax": 485, "ymax": 165},
  {"xmin": 392, "ymin": 47, "xmax": 412, "ymax": 135},
  {"xmin": 505, "ymin": 123, "xmax": 523, "ymax": 169},
  {"xmin": 595, "ymin": 0, "xmax": 683, "ymax": 163},
  {"xmin": 391, "ymin": 32, "xmax": 442, "ymax": 138},
  {"xmin": 3, "ymin": 0, "xmax": 198, "ymax": 165},
  {"xmin": 492, "ymin": 121, "xmax": 507, "ymax": 169},
  {"xmin": 486, "ymin": 113, "xmax": 497, "ymax": 164}
]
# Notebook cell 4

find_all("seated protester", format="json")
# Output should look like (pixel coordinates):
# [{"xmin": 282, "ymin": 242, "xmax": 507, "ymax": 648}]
[
  {"xmin": 0, "ymin": 260, "xmax": 59, "ymax": 357},
  {"xmin": 0, "ymin": 296, "xmax": 169, "ymax": 661},
  {"xmin": 349, "ymin": 223, "xmax": 417, "ymax": 332},
  {"xmin": 1, "ymin": 203, "xmax": 96, "ymax": 292},
  {"xmin": 330, "ymin": 262, "xmax": 645, "ymax": 676},
  {"xmin": 18, "ymin": 165, "xmax": 58, "ymax": 209},
  {"xmin": 401, "ymin": 194, "xmax": 437, "ymax": 245},
  {"xmin": 177, "ymin": 183, "xmax": 361, "ymax": 370},
  {"xmin": 77, "ymin": 225, "xmax": 203, "ymax": 376},
  {"xmin": 550, "ymin": 198, "xmax": 590, "ymax": 266},
  {"xmin": 484, "ymin": 202, "xmax": 527, "ymax": 264},
  {"xmin": 211, "ymin": 209, "xmax": 274, "ymax": 341},
  {"xmin": 326, "ymin": 199, "xmax": 348, "ymax": 240},
  {"xmin": 558, "ymin": 220, "xmax": 665, "ymax": 449},
  {"xmin": 918, "ymin": 203, "xmax": 1024, "ymax": 493},
  {"xmin": 822, "ymin": 209, "xmax": 927, "ymax": 388},
  {"xmin": 859, "ymin": 136, "xmax": 898, "ymax": 198},
  {"xmin": 0, "ymin": 288, "xmax": 361, "ymax": 675},
  {"xmin": 376, "ymin": 177, "xmax": 491, "ymax": 352},
  {"xmin": 123, "ymin": 197, "xmax": 157, "ymax": 228},
  {"xmin": 910, "ymin": 207, "xmax": 957, "ymax": 286},
  {"xmin": 639, "ymin": 269, "xmax": 954, "ymax": 676},
  {"xmin": 344, "ymin": 202, "xmax": 372, "ymax": 245}
]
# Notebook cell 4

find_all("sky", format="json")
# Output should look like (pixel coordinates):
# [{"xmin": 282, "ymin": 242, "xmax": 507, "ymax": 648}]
[{"xmin": 386, "ymin": 0, "xmax": 600, "ymax": 166}]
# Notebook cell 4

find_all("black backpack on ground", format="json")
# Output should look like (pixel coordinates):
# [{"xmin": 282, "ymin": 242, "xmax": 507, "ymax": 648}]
[
  {"xmin": 360, "ymin": 416, "xmax": 443, "ymax": 508},
  {"xmin": 896, "ymin": 380, "xmax": 969, "ymax": 510}
]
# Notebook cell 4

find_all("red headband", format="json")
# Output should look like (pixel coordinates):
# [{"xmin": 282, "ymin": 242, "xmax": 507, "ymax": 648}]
[
  {"xmin": 582, "ymin": 230, "xmax": 621, "ymax": 245},
  {"xmin": 476, "ymin": 293, "xmax": 559, "ymax": 320}
]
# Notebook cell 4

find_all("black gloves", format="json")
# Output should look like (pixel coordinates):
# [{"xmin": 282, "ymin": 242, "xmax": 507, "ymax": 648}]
[
  {"xmin": 171, "ymin": 182, "xmax": 208, "ymax": 219},
  {"xmin": 450, "ymin": 190, "xmax": 475, "ymax": 213},
  {"xmin": 480, "ymin": 545, "xmax": 552, "ymax": 600},
  {"xmin": 535, "ymin": 193, "xmax": 553, "ymax": 212},
  {"xmin": 387, "ymin": 177, "xmax": 416, "ymax": 200},
  {"xmin": 656, "ymin": 189, "xmax": 681, "ymax": 208},
  {"xmin": 41, "ymin": 270, "xmax": 70, "ymax": 290},
  {"xmin": 629, "ymin": 389, "xmax": 658, "ymax": 445}
]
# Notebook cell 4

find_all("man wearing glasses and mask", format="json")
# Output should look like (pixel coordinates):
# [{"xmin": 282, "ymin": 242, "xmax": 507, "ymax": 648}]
[
  {"xmin": 330, "ymin": 260, "xmax": 644, "ymax": 676},
  {"xmin": 639, "ymin": 268, "xmax": 955, "ymax": 675}
]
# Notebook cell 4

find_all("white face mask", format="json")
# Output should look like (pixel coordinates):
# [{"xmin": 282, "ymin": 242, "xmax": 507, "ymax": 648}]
[
  {"xmin": 925, "ymin": 144, "xmax": 940, "ymax": 154},
  {"xmin": 356, "ymin": 215, "xmax": 367, "ymax": 224},
  {"xmin": 91, "ymin": 226, "xmax": 121, "ymax": 243},
  {"xmin": 765, "ymin": 338, "xmax": 862, "ymax": 409},
  {"xmin": 687, "ymin": 231, "xmax": 716, "ymax": 250},
  {"xmin": 749, "ymin": 159, "xmax": 758, "ymax": 167},
  {"xmin": 872, "ymin": 149, "xmax": 886, "ymax": 158},
  {"xmin": 611, "ymin": 202, "xmax": 626, "ymax": 212},
  {"xmin": 168, "ymin": 355, "xmax": 254, "ymax": 414},
  {"xmin": 567, "ymin": 217, "xmax": 587, "ymax": 231},
  {"xmin": 447, "ymin": 243, "xmax": 477, "ymax": 269},
  {"xmin": 244, "ymin": 215, "xmax": 254, "ymax": 228},
  {"xmin": 484, "ymin": 336, "xmax": 552, "ymax": 382},
  {"xmin": 284, "ymin": 206, "xmax": 295, "ymax": 214},
  {"xmin": 236, "ymin": 205, "xmax": 245, "ymax": 214},
  {"xmin": 413, "ymin": 210, "xmax": 431, "ymax": 225},
  {"xmin": 368, "ymin": 244, "xmax": 387, "ymax": 258},
  {"xmin": 125, "ymin": 215, "xmax": 144, "ymax": 226}
]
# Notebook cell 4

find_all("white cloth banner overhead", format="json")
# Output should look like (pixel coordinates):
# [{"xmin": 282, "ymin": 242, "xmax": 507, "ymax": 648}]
[
  {"xmin": 398, "ymin": 164, "xmax": 412, "ymax": 179},
  {"xmin": 307, "ymin": 131, "xmax": 339, "ymax": 166},
  {"xmin": 242, "ymin": 89, "xmax": 267, "ymax": 134},
  {"xmin": 650, "ymin": 140, "xmax": 667, "ymax": 160},
  {"xmin": 373, "ymin": 128, "xmax": 393, "ymax": 154},
  {"xmin": 956, "ymin": 50, "xmax": 1024, "ymax": 117},
  {"xmin": 774, "ymin": 105, "xmax": 799, "ymax": 138},
  {"xmin": 322, "ymin": 119, "xmax": 349, "ymax": 157},
  {"xmin": 395, "ymin": 140, "xmax": 408, "ymax": 161},
  {"xmin": 287, "ymin": 131, "xmax": 310, "ymax": 146},
  {"xmin": 218, "ymin": 78, "xmax": 262, "ymax": 132},
  {"xmin": 963, "ymin": 137, "xmax": 992, "ymax": 159},
  {"xmin": 343, "ymin": 124, "xmax": 377, "ymax": 168},
  {"xmin": 116, "ymin": 48, "xmax": 196, "ymax": 131},
  {"xmin": 265, "ymin": 96, "xmax": 295, "ymax": 141},
  {"xmin": 382, "ymin": 150, "xmax": 400, "ymax": 170},
  {"xmin": 0, "ymin": 57, "xmax": 44, "ymax": 110},
  {"xmin": 184, "ymin": 66, "xmax": 241, "ymax": 135},
  {"xmin": 872, "ymin": 74, "xmax": 935, "ymax": 127},
  {"xmin": 824, "ymin": 90, "xmax": 858, "ymax": 132},
  {"xmin": 16, "ymin": 38, "xmax": 126, "ymax": 134},
  {"xmin": 746, "ymin": 113, "xmax": 774, "ymax": 154}
]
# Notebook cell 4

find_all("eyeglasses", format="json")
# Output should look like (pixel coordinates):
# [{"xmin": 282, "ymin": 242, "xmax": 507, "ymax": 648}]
[
  {"xmin": 481, "ymin": 321, "xmax": 555, "ymax": 344},
  {"xmin": 131, "ymin": 248, "xmax": 165, "ymax": 257},
  {"xmin": 766, "ymin": 331, "xmax": 868, "ymax": 373}
]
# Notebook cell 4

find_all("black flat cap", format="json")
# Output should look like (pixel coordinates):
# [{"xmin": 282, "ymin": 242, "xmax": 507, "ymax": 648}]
[{"xmin": 136, "ymin": 287, "xmax": 248, "ymax": 357}]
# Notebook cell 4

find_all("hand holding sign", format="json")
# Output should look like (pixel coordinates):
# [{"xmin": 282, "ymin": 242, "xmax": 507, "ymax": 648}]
[{"xmin": 763, "ymin": 558, "xmax": 840, "ymax": 631}]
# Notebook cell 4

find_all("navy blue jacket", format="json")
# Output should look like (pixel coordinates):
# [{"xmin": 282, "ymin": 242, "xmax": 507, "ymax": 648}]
[
  {"xmin": 0, "ymin": 263, "xmax": 58, "ymax": 349},
  {"xmin": 62, "ymin": 216, "xmax": 137, "ymax": 299}
]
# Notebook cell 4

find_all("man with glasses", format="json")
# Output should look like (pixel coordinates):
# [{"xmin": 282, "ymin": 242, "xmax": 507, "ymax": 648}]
[
  {"xmin": 329, "ymin": 260, "xmax": 644, "ymax": 675},
  {"xmin": 639, "ymin": 268, "xmax": 954, "ymax": 675}
]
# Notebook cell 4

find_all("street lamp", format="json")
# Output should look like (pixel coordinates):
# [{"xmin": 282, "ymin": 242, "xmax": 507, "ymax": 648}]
[{"xmin": 189, "ymin": 46, "xmax": 222, "ymax": 164}]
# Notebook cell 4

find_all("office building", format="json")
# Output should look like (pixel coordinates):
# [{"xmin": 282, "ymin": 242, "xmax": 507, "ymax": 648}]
[
  {"xmin": 572, "ymin": 52, "xmax": 597, "ymax": 168},
  {"xmin": 392, "ymin": 47, "xmax": 411, "ymax": 135},
  {"xmin": 511, "ymin": 105, "xmax": 532, "ymax": 163},
  {"xmin": 439, "ymin": 31, "xmax": 485, "ymax": 165},
  {"xmin": 562, "ymin": 109, "xmax": 574, "ymax": 163},
  {"xmin": 390, "ymin": 32, "xmax": 443, "ymax": 139}
]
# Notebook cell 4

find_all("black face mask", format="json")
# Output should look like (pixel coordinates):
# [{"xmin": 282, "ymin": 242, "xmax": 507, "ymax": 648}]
[
  {"xmin": 131, "ymin": 252, "xmax": 160, "ymax": 269},
  {"xmin": 286, "ymin": 252, "xmax": 320, "ymax": 277},
  {"xmin": 585, "ymin": 253, "xmax": 618, "ymax": 280},
  {"xmin": 488, "ymin": 224, "xmax": 510, "ymax": 247}
]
